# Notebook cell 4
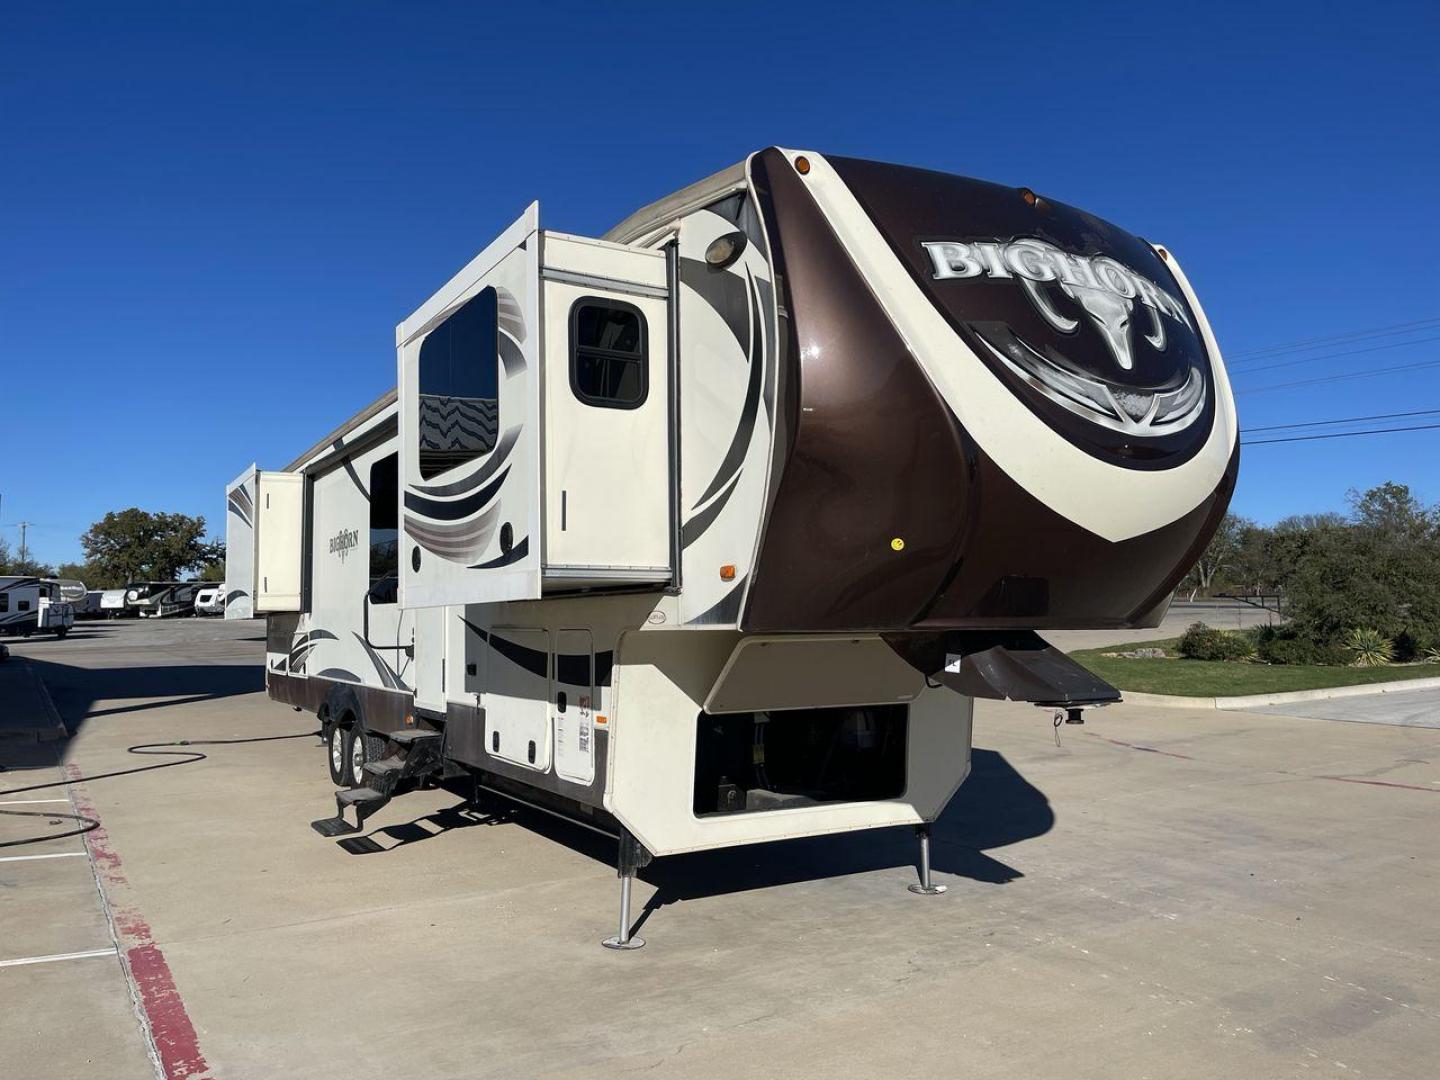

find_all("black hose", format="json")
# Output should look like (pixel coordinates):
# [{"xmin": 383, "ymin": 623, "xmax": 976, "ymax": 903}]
[{"xmin": 0, "ymin": 730, "xmax": 318, "ymax": 849}]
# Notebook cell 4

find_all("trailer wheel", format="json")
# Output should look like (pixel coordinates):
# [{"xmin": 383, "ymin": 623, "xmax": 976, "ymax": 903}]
[
  {"xmin": 348, "ymin": 727, "xmax": 369, "ymax": 788},
  {"xmin": 327, "ymin": 724, "xmax": 350, "ymax": 787},
  {"xmin": 55, "ymin": 627, "xmax": 68, "ymax": 639}
]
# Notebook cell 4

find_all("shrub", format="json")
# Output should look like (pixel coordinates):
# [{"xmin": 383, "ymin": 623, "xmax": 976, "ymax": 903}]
[
  {"xmin": 1393, "ymin": 628, "xmax": 1438, "ymax": 662},
  {"xmin": 1344, "ymin": 627, "xmax": 1395, "ymax": 667},
  {"xmin": 1257, "ymin": 634, "xmax": 1350, "ymax": 666},
  {"xmin": 1177, "ymin": 622, "xmax": 1255, "ymax": 661}
]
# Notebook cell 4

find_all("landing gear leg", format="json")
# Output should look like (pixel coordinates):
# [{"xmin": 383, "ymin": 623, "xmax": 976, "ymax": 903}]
[
  {"xmin": 907, "ymin": 823, "xmax": 947, "ymax": 896},
  {"xmin": 602, "ymin": 828, "xmax": 651, "ymax": 950}
]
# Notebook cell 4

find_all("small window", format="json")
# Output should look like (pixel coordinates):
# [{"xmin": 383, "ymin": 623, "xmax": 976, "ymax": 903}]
[
  {"xmin": 418, "ymin": 287, "xmax": 500, "ymax": 480},
  {"xmin": 18, "ymin": 599, "xmax": 31, "ymax": 611},
  {"xmin": 368, "ymin": 452, "xmax": 399, "ymax": 604},
  {"xmin": 570, "ymin": 299, "xmax": 648, "ymax": 409},
  {"xmin": 0, "ymin": 593, "xmax": 8, "ymax": 612}
]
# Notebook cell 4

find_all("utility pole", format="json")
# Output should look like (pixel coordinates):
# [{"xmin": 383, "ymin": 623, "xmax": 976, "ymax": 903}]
[{"xmin": 17, "ymin": 521, "xmax": 31, "ymax": 567}]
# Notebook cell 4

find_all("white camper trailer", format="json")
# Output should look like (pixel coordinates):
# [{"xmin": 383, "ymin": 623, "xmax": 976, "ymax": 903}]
[
  {"xmin": 0, "ymin": 577, "xmax": 84, "ymax": 638},
  {"xmin": 133, "ymin": 582, "xmax": 203, "ymax": 619},
  {"xmin": 230, "ymin": 148, "xmax": 1238, "ymax": 947}
]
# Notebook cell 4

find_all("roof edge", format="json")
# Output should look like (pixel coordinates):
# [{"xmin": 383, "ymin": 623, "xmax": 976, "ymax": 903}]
[
  {"xmin": 601, "ymin": 157, "xmax": 751, "ymax": 245},
  {"xmin": 284, "ymin": 388, "xmax": 398, "ymax": 472}
]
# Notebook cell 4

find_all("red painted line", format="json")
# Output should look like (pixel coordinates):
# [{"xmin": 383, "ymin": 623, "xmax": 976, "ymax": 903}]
[
  {"xmin": 66, "ymin": 765, "xmax": 214, "ymax": 1080},
  {"xmin": 1086, "ymin": 732, "xmax": 1440, "ymax": 794}
]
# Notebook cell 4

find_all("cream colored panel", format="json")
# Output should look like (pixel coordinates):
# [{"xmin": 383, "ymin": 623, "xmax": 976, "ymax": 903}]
[
  {"xmin": 704, "ymin": 635, "xmax": 923, "ymax": 714},
  {"xmin": 255, "ymin": 471, "xmax": 304, "ymax": 612}
]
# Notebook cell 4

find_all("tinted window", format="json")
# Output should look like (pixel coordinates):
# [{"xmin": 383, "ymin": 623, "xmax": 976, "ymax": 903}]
[
  {"xmin": 418, "ymin": 287, "xmax": 500, "ymax": 479},
  {"xmin": 0, "ymin": 593, "xmax": 7, "ymax": 612},
  {"xmin": 369, "ymin": 453, "xmax": 399, "ymax": 604},
  {"xmin": 570, "ymin": 299, "xmax": 647, "ymax": 409}
]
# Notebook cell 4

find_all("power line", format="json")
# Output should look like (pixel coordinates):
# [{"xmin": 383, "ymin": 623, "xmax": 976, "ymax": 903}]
[
  {"xmin": 1234, "ymin": 358, "xmax": 1440, "ymax": 395},
  {"xmin": 1241, "ymin": 422, "xmax": 1440, "ymax": 446},
  {"xmin": 1225, "ymin": 316, "xmax": 1440, "ymax": 362},
  {"xmin": 1227, "ymin": 334, "xmax": 1440, "ymax": 377},
  {"xmin": 1241, "ymin": 407, "xmax": 1440, "ymax": 433}
]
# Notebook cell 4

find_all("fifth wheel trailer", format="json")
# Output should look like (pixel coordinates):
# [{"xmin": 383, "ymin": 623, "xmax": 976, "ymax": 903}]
[{"xmin": 229, "ymin": 147, "xmax": 1237, "ymax": 948}]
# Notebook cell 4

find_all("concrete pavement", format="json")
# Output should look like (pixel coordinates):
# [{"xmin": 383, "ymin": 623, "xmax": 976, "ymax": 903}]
[
  {"xmin": 2, "ymin": 618, "xmax": 1437, "ymax": 1079},
  {"xmin": 1239, "ymin": 686, "xmax": 1440, "ymax": 728}
]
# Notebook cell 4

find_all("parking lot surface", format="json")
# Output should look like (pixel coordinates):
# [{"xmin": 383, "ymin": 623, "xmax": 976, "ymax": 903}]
[
  {"xmin": 3, "ymin": 619, "xmax": 1437, "ymax": 1079},
  {"xmin": 1238, "ymin": 688, "xmax": 1440, "ymax": 729}
]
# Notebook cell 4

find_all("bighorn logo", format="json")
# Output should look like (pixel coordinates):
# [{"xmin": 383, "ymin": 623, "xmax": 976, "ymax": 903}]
[
  {"xmin": 922, "ymin": 238, "xmax": 1206, "ymax": 437},
  {"xmin": 329, "ymin": 528, "xmax": 359, "ymax": 562}
]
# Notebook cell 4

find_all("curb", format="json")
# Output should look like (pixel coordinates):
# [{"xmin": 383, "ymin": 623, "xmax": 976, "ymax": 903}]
[
  {"xmin": 0, "ymin": 658, "xmax": 69, "ymax": 742},
  {"xmin": 1121, "ymin": 675, "xmax": 1440, "ymax": 711}
]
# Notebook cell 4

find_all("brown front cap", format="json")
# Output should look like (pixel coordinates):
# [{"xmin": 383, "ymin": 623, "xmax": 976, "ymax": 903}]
[{"xmin": 742, "ymin": 148, "xmax": 1236, "ymax": 633}]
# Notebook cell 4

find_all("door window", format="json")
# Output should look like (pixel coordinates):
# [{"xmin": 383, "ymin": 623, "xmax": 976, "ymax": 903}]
[
  {"xmin": 368, "ymin": 453, "xmax": 399, "ymax": 604},
  {"xmin": 570, "ymin": 299, "xmax": 648, "ymax": 409}
]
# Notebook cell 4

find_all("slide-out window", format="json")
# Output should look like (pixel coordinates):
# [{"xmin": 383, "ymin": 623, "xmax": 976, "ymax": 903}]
[
  {"xmin": 570, "ymin": 298, "xmax": 648, "ymax": 409},
  {"xmin": 368, "ymin": 453, "xmax": 399, "ymax": 604},
  {"xmin": 417, "ymin": 287, "xmax": 500, "ymax": 479}
]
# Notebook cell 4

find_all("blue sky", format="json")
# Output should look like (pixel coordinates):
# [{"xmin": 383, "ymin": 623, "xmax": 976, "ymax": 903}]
[{"xmin": 3, "ymin": 1, "xmax": 1437, "ymax": 567}]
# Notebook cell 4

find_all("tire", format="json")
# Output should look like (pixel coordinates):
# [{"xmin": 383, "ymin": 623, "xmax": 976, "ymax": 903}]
[
  {"xmin": 55, "ymin": 627, "xmax": 68, "ymax": 639},
  {"xmin": 327, "ymin": 723, "xmax": 349, "ymax": 787},
  {"xmin": 348, "ymin": 726, "xmax": 370, "ymax": 788}
]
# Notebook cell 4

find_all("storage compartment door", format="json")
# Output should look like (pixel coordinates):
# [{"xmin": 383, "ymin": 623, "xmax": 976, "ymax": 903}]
[
  {"xmin": 397, "ymin": 204, "xmax": 543, "ymax": 609},
  {"xmin": 254, "ymin": 471, "xmax": 304, "ymax": 612},
  {"xmin": 225, "ymin": 465, "xmax": 258, "ymax": 619},
  {"xmin": 553, "ymin": 629, "xmax": 595, "ymax": 785},
  {"xmin": 482, "ymin": 627, "xmax": 552, "ymax": 771}
]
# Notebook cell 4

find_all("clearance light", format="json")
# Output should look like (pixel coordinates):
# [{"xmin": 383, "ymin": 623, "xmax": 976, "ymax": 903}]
[
  {"xmin": 1019, "ymin": 187, "xmax": 1038, "ymax": 207},
  {"xmin": 890, "ymin": 537, "xmax": 906, "ymax": 552},
  {"xmin": 595, "ymin": 715, "xmax": 608, "ymax": 726},
  {"xmin": 719, "ymin": 564, "xmax": 737, "ymax": 581},
  {"xmin": 794, "ymin": 155, "xmax": 811, "ymax": 175}
]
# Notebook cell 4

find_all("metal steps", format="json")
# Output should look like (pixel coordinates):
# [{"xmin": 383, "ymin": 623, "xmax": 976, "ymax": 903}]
[{"xmin": 310, "ymin": 726, "xmax": 444, "ymax": 840}]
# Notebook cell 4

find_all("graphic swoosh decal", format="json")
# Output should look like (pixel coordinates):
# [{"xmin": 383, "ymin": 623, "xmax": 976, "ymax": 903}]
[
  {"xmin": 693, "ymin": 266, "xmax": 764, "ymax": 508},
  {"xmin": 404, "ymin": 466, "xmax": 509, "ymax": 523}
]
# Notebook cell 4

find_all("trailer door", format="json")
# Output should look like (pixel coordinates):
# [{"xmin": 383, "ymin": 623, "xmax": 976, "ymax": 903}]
[{"xmin": 397, "ymin": 204, "xmax": 542, "ymax": 609}]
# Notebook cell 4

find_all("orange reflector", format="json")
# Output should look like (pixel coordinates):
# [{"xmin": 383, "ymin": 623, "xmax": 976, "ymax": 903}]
[
  {"xmin": 1020, "ymin": 187, "xmax": 1038, "ymax": 206},
  {"xmin": 595, "ymin": 714, "xmax": 608, "ymax": 725},
  {"xmin": 719, "ymin": 564, "xmax": 737, "ymax": 581},
  {"xmin": 794, "ymin": 155, "xmax": 811, "ymax": 175}
]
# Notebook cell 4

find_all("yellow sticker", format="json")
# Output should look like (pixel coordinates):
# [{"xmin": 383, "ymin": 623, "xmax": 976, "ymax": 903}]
[{"xmin": 890, "ymin": 537, "xmax": 905, "ymax": 551}]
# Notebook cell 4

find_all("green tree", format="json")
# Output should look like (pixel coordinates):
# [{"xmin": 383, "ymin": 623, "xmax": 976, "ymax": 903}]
[
  {"xmin": 79, "ymin": 509, "xmax": 223, "ymax": 584},
  {"xmin": 1182, "ymin": 512, "xmax": 1249, "ymax": 597},
  {"xmin": 1286, "ymin": 483, "xmax": 1440, "ymax": 652}
]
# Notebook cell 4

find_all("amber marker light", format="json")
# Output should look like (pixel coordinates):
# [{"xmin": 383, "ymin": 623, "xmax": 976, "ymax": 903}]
[
  {"xmin": 719, "ymin": 564, "xmax": 737, "ymax": 581},
  {"xmin": 890, "ymin": 538, "xmax": 906, "ymax": 552},
  {"xmin": 794, "ymin": 155, "xmax": 811, "ymax": 175},
  {"xmin": 1019, "ymin": 187, "xmax": 1038, "ymax": 207}
]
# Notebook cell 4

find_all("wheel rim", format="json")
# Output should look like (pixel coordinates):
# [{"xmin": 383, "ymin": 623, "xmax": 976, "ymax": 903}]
[
  {"xmin": 330, "ymin": 728, "xmax": 345, "ymax": 775},
  {"xmin": 350, "ymin": 734, "xmax": 365, "ymax": 785}
]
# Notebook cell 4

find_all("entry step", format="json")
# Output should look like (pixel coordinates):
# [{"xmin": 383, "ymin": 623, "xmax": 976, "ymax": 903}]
[
  {"xmin": 387, "ymin": 729, "xmax": 440, "ymax": 746},
  {"xmin": 337, "ymin": 786, "xmax": 386, "ymax": 806}
]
